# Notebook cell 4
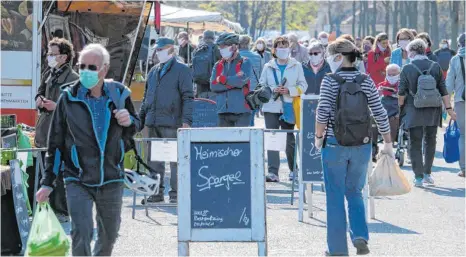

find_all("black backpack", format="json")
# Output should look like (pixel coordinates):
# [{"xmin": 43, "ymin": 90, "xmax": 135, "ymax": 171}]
[
  {"xmin": 328, "ymin": 74, "xmax": 372, "ymax": 146},
  {"xmin": 192, "ymin": 44, "xmax": 215, "ymax": 85}
]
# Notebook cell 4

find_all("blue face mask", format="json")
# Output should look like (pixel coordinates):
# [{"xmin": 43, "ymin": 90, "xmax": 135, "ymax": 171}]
[{"xmin": 79, "ymin": 69, "xmax": 100, "ymax": 89}]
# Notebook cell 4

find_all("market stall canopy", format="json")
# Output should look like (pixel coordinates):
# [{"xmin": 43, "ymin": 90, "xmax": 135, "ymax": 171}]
[{"xmin": 149, "ymin": 4, "xmax": 243, "ymax": 33}]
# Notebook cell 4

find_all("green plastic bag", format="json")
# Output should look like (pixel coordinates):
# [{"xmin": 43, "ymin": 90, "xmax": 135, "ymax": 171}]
[
  {"xmin": 26, "ymin": 203, "xmax": 70, "ymax": 256},
  {"xmin": 124, "ymin": 133, "xmax": 144, "ymax": 170}
]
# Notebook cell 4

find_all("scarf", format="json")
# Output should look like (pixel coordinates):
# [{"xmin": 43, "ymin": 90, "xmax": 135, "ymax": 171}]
[{"xmin": 411, "ymin": 54, "xmax": 429, "ymax": 61}]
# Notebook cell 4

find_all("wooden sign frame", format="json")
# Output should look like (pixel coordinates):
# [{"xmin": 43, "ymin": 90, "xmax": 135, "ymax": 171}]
[{"xmin": 177, "ymin": 128, "xmax": 267, "ymax": 256}]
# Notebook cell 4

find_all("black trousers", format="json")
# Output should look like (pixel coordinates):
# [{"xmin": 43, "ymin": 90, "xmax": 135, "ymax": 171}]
[{"xmin": 409, "ymin": 126, "xmax": 438, "ymax": 179}]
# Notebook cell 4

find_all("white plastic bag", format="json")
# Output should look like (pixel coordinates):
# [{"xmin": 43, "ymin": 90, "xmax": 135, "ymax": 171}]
[{"xmin": 369, "ymin": 152, "xmax": 412, "ymax": 196}]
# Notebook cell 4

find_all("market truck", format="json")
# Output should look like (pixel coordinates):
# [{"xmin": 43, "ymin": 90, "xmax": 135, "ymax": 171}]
[{"xmin": 1, "ymin": 0, "xmax": 159, "ymax": 126}]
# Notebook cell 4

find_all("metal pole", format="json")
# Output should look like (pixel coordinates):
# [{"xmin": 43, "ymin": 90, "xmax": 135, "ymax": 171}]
[
  {"xmin": 187, "ymin": 22, "xmax": 190, "ymax": 65},
  {"xmin": 281, "ymin": 0, "xmax": 286, "ymax": 35}
]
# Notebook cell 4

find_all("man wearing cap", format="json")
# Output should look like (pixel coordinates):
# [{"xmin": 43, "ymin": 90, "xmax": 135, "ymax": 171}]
[
  {"xmin": 210, "ymin": 32, "xmax": 253, "ymax": 127},
  {"xmin": 177, "ymin": 31, "xmax": 196, "ymax": 65},
  {"xmin": 139, "ymin": 37, "xmax": 194, "ymax": 203},
  {"xmin": 192, "ymin": 30, "xmax": 221, "ymax": 99}
]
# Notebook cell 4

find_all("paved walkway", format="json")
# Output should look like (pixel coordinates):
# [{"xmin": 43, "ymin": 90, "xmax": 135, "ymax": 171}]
[{"xmin": 62, "ymin": 116, "xmax": 465, "ymax": 256}]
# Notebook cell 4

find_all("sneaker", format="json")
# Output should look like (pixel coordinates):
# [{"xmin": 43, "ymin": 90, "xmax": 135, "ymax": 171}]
[
  {"xmin": 353, "ymin": 239, "xmax": 370, "ymax": 255},
  {"xmin": 288, "ymin": 172, "xmax": 297, "ymax": 181},
  {"xmin": 169, "ymin": 195, "xmax": 177, "ymax": 204},
  {"xmin": 56, "ymin": 214, "xmax": 70, "ymax": 223},
  {"xmin": 423, "ymin": 174, "xmax": 435, "ymax": 185},
  {"xmin": 414, "ymin": 178, "xmax": 423, "ymax": 187},
  {"xmin": 458, "ymin": 171, "xmax": 465, "ymax": 177},
  {"xmin": 266, "ymin": 173, "xmax": 279, "ymax": 182},
  {"xmin": 141, "ymin": 194, "xmax": 164, "ymax": 204}
]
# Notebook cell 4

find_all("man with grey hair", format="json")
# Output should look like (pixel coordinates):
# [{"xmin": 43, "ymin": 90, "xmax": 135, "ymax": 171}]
[
  {"xmin": 238, "ymin": 35, "xmax": 262, "ymax": 126},
  {"xmin": 288, "ymin": 32, "xmax": 309, "ymax": 63},
  {"xmin": 399, "ymin": 38, "xmax": 456, "ymax": 187},
  {"xmin": 446, "ymin": 32, "xmax": 466, "ymax": 177},
  {"xmin": 36, "ymin": 43, "xmax": 140, "ymax": 256}
]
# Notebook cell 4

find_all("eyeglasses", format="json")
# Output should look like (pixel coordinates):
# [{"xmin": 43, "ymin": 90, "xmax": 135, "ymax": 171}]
[
  {"xmin": 309, "ymin": 52, "xmax": 321, "ymax": 56},
  {"xmin": 78, "ymin": 63, "xmax": 98, "ymax": 71}
]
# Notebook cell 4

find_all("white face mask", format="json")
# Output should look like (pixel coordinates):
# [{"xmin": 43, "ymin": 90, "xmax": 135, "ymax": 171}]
[
  {"xmin": 377, "ymin": 43, "xmax": 386, "ymax": 52},
  {"xmin": 220, "ymin": 46, "xmax": 233, "ymax": 59},
  {"xmin": 320, "ymin": 37, "xmax": 329, "ymax": 45},
  {"xmin": 398, "ymin": 40, "xmax": 410, "ymax": 51},
  {"xmin": 275, "ymin": 48, "xmax": 290, "ymax": 60},
  {"xmin": 47, "ymin": 56, "xmax": 58, "ymax": 68},
  {"xmin": 326, "ymin": 54, "xmax": 343, "ymax": 73},
  {"xmin": 386, "ymin": 74, "xmax": 400, "ymax": 85},
  {"xmin": 256, "ymin": 43, "xmax": 265, "ymax": 51},
  {"xmin": 310, "ymin": 53, "xmax": 323, "ymax": 65},
  {"xmin": 156, "ymin": 48, "xmax": 172, "ymax": 63},
  {"xmin": 440, "ymin": 44, "xmax": 448, "ymax": 49}
]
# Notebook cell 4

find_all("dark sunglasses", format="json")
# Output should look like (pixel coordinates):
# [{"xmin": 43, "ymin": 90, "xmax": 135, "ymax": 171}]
[
  {"xmin": 309, "ymin": 52, "xmax": 321, "ymax": 56},
  {"xmin": 78, "ymin": 64, "xmax": 98, "ymax": 71}
]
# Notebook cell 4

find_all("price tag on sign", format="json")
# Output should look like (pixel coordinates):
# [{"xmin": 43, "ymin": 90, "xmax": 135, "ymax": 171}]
[
  {"xmin": 151, "ymin": 140, "xmax": 178, "ymax": 162},
  {"xmin": 264, "ymin": 132, "xmax": 287, "ymax": 151}
]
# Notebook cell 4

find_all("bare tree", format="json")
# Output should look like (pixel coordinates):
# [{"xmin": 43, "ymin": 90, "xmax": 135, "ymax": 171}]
[
  {"xmin": 392, "ymin": 1, "xmax": 399, "ymax": 41},
  {"xmin": 424, "ymin": 1, "xmax": 430, "ymax": 34},
  {"xmin": 431, "ymin": 0, "xmax": 439, "ymax": 50},
  {"xmin": 382, "ymin": 1, "xmax": 390, "ymax": 36},
  {"xmin": 400, "ymin": 1, "xmax": 407, "ymax": 28},
  {"xmin": 328, "ymin": 1, "xmax": 332, "ymax": 31},
  {"xmin": 371, "ymin": 0, "xmax": 377, "ymax": 35},
  {"xmin": 352, "ymin": 0, "xmax": 356, "ymax": 36},
  {"xmin": 239, "ymin": 1, "xmax": 249, "ymax": 33},
  {"xmin": 358, "ymin": 1, "xmax": 362, "ymax": 37},
  {"xmin": 409, "ymin": 1, "xmax": 418, "ymax": 31},
  {"xmin": 450, "ymin": 0, "xmax": 460, "ymax": 48}
]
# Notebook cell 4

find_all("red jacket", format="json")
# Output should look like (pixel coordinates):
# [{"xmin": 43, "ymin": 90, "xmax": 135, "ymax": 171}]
[
  {"xmin": 377, "ymin": 80, "xmax": 398, "ymax": 97},
  {"xmin": 367, "ymin": 48, "xmax": 391, "ymax": 85}
]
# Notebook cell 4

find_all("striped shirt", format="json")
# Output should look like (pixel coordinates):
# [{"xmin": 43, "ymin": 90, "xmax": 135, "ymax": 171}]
[{"xmin": 316, "ymin": 67, "xmax": 390, "ymax": 138}]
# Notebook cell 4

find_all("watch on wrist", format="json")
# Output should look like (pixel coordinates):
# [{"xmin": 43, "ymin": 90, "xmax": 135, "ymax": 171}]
[
  {"xmin": 446, "ymin": 107, "xmax": 452, "ymax": 110},
  {"xmin": 316, "ymin": 135, "xmax": 323, "ymax": 139}
]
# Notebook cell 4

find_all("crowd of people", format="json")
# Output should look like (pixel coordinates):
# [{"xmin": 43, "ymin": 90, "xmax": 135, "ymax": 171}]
[{"xmin": 33, "ymin": 27, "xmax": 465, "ymax": 256}]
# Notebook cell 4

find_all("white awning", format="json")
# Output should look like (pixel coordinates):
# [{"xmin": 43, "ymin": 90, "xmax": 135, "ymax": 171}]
[{"xmin": 149, "ymin": 4, "xmax": 243, "ymax": 33}]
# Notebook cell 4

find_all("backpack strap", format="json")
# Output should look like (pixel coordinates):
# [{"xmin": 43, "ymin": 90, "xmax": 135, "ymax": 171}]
[
  {"xmin": 411, "ymin": 63, "xmax": 424, "ymax": 75},
  {"xmin": 426, "ymin": 62, "xmax": 437, "ymax": 74},
  {"xmin": 272, "ymin": 67, "xmax": 280, "ymax": 85},
  {"xmin": 327, "ymin": 73, "xmax": 345, "ymax": 84},
  {"xmin": 353, "ymin": 74, "xmax": 367, "ymax": 84}
]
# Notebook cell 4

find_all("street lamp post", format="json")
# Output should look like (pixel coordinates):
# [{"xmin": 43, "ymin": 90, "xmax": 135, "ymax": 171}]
[{"xmin": 281, "ymin": 0, "xmax": 286, "ymax": 35}]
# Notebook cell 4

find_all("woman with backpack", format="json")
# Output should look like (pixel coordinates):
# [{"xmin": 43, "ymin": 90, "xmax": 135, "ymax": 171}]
[
  {"xmin": 260, "ymin": 36, "xmax": 308, "ymax": 182},
  {"xmin": 398, "ymin": 39, "xmax": 456, "ymax": 187},
  {"xmin": 446, "ymin": 33, "xmax": 465, "ymax": 177},
  {"xmin": 315, "ymin": 38, "xmax": 392, "ymax": 256},
  {"xmin": 367, "ymin": 33, "xmax": 391, "ymax": 85}
]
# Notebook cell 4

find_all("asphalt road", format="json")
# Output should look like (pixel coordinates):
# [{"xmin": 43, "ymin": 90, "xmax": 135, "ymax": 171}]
[{"xmin": 62, "ymin": 117, "xmax": 466, "ymax": 256}]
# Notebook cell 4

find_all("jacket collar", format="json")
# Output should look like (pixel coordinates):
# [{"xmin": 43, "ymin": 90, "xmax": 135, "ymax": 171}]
[
  {"xmin": 46, "ymin": 64, "xmax": 74, "ymax": 84},
  {"xmin": 303, "ymin": 60, "xmax": 330, "ymax": 73}
]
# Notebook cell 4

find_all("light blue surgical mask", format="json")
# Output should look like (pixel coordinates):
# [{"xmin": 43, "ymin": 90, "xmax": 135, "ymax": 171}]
[{"xmin": 79, "ymin": 69, "xmax": 100, "ymax": 89}]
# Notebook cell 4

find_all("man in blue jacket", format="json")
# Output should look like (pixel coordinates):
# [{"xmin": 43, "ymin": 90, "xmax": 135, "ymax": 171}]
[
  {"xmin": 139, "ymin": 37, "xmax": 194, "ymax": 203},
  {"xmin": 210, "ymin": 32, "xmax": 252, "ymax": 127},
  {"xmin": 36, "ymin": 43, "xmax": 140, "ymax": 256}
]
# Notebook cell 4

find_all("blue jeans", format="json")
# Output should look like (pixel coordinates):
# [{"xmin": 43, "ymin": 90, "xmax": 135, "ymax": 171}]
[
  {"xmin": 66, "ymin": 182, "xmax": 124, "ymax": 256},
  {"xmin": 250, "ymin": 110, "xmax": 257, "ymax": 126},
  {"xmin": 322, "ymin": 137, "xmax": 370, "ymax": 255}
]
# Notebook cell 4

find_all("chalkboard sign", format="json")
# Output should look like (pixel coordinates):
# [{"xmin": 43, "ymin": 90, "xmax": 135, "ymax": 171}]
[
  {"xmin": 192, "ymin": 98, "xmax": 217, "ymax": 128},
  {"xmin": 10, "ymin": 159, "xmax": 31, "ymax": 253},
  {"xmin": 299, "ymin": 95, "xmax": 323, "ymax": 182},
  {"xmin": 178, "ymin": 128, "xmax": 267, "ymax": 256},
  {"xmin": 190, "ymin": 142, "xmax": 251, "ymax": 229}
]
